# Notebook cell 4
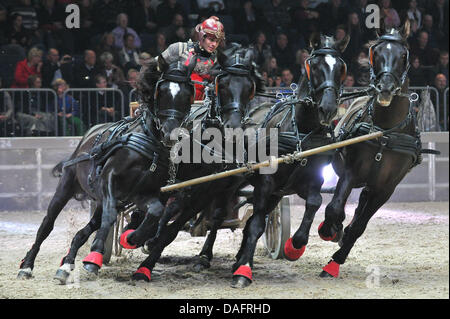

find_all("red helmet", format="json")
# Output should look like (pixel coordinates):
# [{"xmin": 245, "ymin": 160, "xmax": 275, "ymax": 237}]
[{"xmin": 195, "ymin": 16, "xmax": 225, "ymax": 41}]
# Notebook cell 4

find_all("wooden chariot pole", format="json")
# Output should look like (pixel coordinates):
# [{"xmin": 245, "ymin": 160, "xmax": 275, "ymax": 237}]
[{"xmin": 160, "ymin": 131, "xmax": 383, "ymax": 193}]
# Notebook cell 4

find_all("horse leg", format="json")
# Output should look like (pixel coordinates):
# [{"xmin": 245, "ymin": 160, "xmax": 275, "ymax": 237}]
[
  {"xmin": 284, "ymin": 184, "xmax": 323, "ymax": 261},
  {"xmin": 122, "ymin": 196, "xmax": 165, "ymax": 248},
  {"xmin": 232, "ymin": 180, "xmax": 281, "ymax": 288},
  {"xmin": 320, "ymin": 187, "xmax": 394, "ymax": 278},
  {"xmin": 132, "ymin": 209, "xmax": 194, "ymax": 282},
  {"xmin": 319, "ymin": 170, "xmax": 354, "ymax": 242},
  {"xmin": 82, "ymin": 173, "xmax": 118, "ymax": 275},
  {"xmin": 18, "ymin": 167, "xmax": 76, "ymax": 279},
  {"xmin": 54, "ymin": 202, "xmax": 103, "ymax": 284},
  {"xmin": 193, "ymin": 193, "xmax": 233, "ymax": 272},
  {"xmin": 123, "ymin": 209, "xmax": 146, "ymax": 232}
]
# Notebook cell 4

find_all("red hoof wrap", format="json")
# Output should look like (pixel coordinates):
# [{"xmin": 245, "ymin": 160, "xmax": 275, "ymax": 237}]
[
  {"xmin": 135, "ymin": 267, "xmax": 151, "ymax": 281},
  {"xmin": 318, "ymin": 222, "xmax": 336, "ymax": 241},
  {"xmin": 284, "ymin": 238, "xmax": 306, "ymax": 261},
  {"xmin": 322, "ymin": 261, "xmax": 340, "ymax": 278},
  {"xmin": 233, "ymin": 265, "xmax": 252, "ymax": 281},
  {"xmin": 83, "ymin": 252, "xmax": 103, "ymax": 268},
  {"xmin": 120, "ymin": 229, "xmax": 137, "ymax": 249}
]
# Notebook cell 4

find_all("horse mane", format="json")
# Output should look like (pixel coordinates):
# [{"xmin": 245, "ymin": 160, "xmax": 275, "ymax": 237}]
[{"xmin": 136, "ymin": 57, "xmax": 160, "ymax": 106}]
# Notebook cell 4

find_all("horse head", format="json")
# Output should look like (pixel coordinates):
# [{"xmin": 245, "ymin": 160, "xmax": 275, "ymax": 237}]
[
  {"xmin": 153, "ymin": 55, "xmax": 197, "ymax": 147},
  {"xmin": 302, "ymin": 33, "xmax": 349, "ymax": 126},
  {"xmin": 369, "ymin": 20, "xmax": 410, "ymax": 106},
  {"xmin": 214, "ymin": 45, "xmax": 261, "ymax": 129}
]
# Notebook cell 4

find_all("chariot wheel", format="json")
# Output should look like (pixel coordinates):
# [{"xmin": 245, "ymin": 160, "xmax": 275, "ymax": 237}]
[{"xmin": 262, "ymin": 196, "xmax": 291, "ymax": 259}]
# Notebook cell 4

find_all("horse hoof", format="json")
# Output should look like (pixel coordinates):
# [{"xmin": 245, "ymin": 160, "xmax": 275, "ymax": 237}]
[
  {"xmin": 83, "ymin": 263, "xmax": 100, "ymax": 275},
  {"xmin": 320, "ymin": 260, "xmax": 340, "ymax": 278},
  {"xmin": 120, "ymin": 229, "xmax": 137, "ymax": 249},
  {"xmin": 318, "ymin": 222, "xmax": 337, "ymax": 241},
  {"xmin": 132, "ymin": 267, "xmax": 151, "ymax": 282},
  {"xmin": 193, "ymin": 255, "xmax": 210, "ymax": 272},
  {"xmin": 231, "ymin": 276, "xmax": 252, "ymax": 288},
  {"xmin": 319, "ymin": 270, "xmax": 335, "ymax": 278},
  {"xmin": 283, "ymin": 238, "xmax": 306, "ymax": 261},
  {"xmin": 17, "ymin": 268, "xmax": 33, "ymax": 280}
]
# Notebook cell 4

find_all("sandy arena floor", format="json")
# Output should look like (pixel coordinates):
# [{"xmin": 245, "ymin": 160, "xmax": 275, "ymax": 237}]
[{"xmin": 0, "ymin": 200, "xmax": 448, "ymax": 299}]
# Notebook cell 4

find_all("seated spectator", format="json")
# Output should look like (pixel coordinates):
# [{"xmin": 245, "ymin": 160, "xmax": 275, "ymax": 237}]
[
  {"xmin": 379, "ymin": 0, "xmax": 400, "ymax": 29},
  {"xmin": 161, "ymin": 13, "xmax": 186, "ymax": 43},
  {"xmin": 272, "ymin": 32, "xmax": 294, "ymax": 70},
  {"xmin": 235, "ymin": 1, "xmax": 265, "ymax": 38},
  {"xmin": 15, "ymin": 74, "xmax": 57, "ymax": 136},
  {"xmin": 0, "ymin": 5, "xmax": 7, "ymax": 45},
  {"xmin": 98, "ymin": 52, "xmax": 125, "ymax": 89},
  {"xmin": 421, "ymin": 14, "xmax": 442, "ymax": 49},
  {"xmin": 292, "ymin": 49, "xmax": 309, "ymax": 83},
  {"xmin": 263, "ymin": 0, "xmax": 290, "ymax": 35},
  {"xmin": 5, "ymin": 13, "xmax": 32, "ymax": 48},
  {"xmin": 41, "ymin": 48, "xmax": 72, "ymax": 88},
  {"xmin": 289, "ymin": 0, "xmax": 320, "ymax": 40},
  {"xmin": 38, "ymin": 0, "xmax": 74, "ymax": 54},
  {"xmin": 87, "ymin": 75, "xmax": 123, "ymax": 126},
  {"xmin": 118, "ymin": 33, "xmax": 141, "ymax": 73},
  {"xmin": 128, "ymin": 0, "xmax": 157, "ymax": 34},
  {"xmin": 138, "ymin": 52, "xmax": 153, "ymax": 72},
  {"xmin": 52, "ymin": 78, "xmax": 85, "ymax": 136},
  {"xmin": 401, "ymin": 0, "xmax": 422, "ymax": 29},
  {"xmin": 425, "ymin": 0, "xmax": 447, "ymax": 40},
  {"xmin": 273, "ymin": 73, "xmax": 282, "ymax": 87},
  {"xmin": 148, "ymin": 32, "xmax": 168, "ymax": 58},
  {"xmin": 8, "ymin": 0, "xmax": 39, "ymax": 31},
  {"xmin": 112, "ymin": 13, "xmax": 142, "ymax": 50},
  {"xmin": 249, "ymin": 31, "xmax": 272, "ymax": 67},
  {"xmin": 280, "ymin": 68, "xmax": 294, "ymax": 87},
  {"xmin": 263, "ymin": 56, "xmax": 280, "ymax": 78},
  {"xmin": 72, "ymin": 50, "xmax": 100, "ymax": 88},
  {"xmin": 91, "ymin": 0, "xmax": 124, "ymax": 34},
  {"xmin": 0, "ymin": 76, "xmax": 16, "ymax": 136},
  {"xmin": 11, "ymin": 47, "xmax": 43, "ymax": 88},
  {"xmin": 352, "ymin": 49, "xmax": 370, "ymax": 87},
  {"xmin": 344, "ymin": 11, "xmax": 364, "ymax": 63},
  {"xmin": 335, "ymin": 24, "xmax": 347, "ymax": 42},
  {"xmin": 316, "ymin": 0, "xmax": 347, "ymax": 35},
  {"xmin": 156, "ymin": 0, "xmax": 187, "ymax": 28},
  {"xmin": 197, "ymin": 0, "xmax": 226, "ymax": 16},
  {"xmin": 410, "ymin": 30, "xmax": 439, "ymax": 66},
  {"xmin": 430, "ymin": 73, "xmax": 449, "ymax": 131},
  {"xmin": 120, "ymin": 68, "xmax": 140, "ymax": 106},
  {"xmin": 432, "ymin": 51, "xmax": 449, "ymax": 82},
  {"xmin": 95, "ymin": 32, "xmax": 121, "ymax": 66},
  {"xmin": 408, "ymin": 55, "xmax": 431, "ymax": 87}
]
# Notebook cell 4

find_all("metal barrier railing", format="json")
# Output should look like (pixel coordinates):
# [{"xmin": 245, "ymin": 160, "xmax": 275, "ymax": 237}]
[
  {"xmin": 1, "ymin": 86, "xmax": 448, "ymax": 137},
  {"xmin": 62, "ymin": 88, "xmax": 125, "ymax": 136},
  {"xmin": 0, "ymin": 88, "xmax": 58, "ymax": 137},
  {"xmin": 252, "ymin": 86, "xmax": 448, "ymax": 132}
]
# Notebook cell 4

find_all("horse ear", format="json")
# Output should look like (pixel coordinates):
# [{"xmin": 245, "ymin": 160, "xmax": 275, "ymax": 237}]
[
  {"xmin": 335, "ymin": 34, "xmax": 350, "ymax": 53},
  {"xmin": 157, "ymin": 55, "xmax": 168, "ymax": 73},
  {"xmin": 309, "ymin": 32, "xmax": 321, "ymax": 50},
  {"xmin": 400, "ymin": 19, "xmax": 411, "ymax": 40}
]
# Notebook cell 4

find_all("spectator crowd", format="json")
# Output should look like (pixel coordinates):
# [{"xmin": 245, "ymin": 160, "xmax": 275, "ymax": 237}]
[{"xmin": 0, "ymin": 0, "xmax": 448, "ymax": 135}]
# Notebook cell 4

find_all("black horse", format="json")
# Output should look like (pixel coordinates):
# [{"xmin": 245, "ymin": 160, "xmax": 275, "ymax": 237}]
[
  {"xmin": 318, "ymin": 22, "xmax": 427, "ymax": 278},
  {"xmin": 18, "ymin": 55, "xmax": 197, "ymax": 281},
  {"xmin": 119, "ymin": 46, "xmax": 264, "ymax": 282},
  {"xmin": 230, "ymin": 34, "xmax": 349, "ymax": 288}
]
